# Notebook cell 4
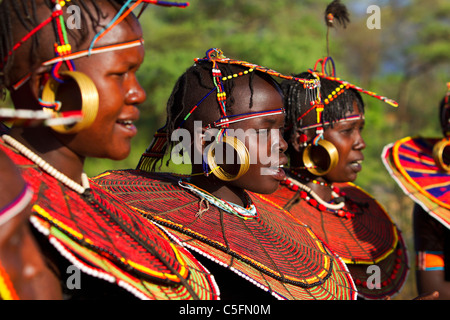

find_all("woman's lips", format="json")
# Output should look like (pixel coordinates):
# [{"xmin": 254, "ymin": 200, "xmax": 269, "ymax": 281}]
[
  {"xmin": 116, "ymin": 119, "xmax": 137, "ymax": 137},
  {"xmin": 349, "ymin": 159, "xmax": 363, "ymax": 172}
]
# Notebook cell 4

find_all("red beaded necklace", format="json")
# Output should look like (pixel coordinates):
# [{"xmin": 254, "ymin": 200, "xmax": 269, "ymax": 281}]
[{"xmin": 281, "ymin": 175, "xmax": 358, "ymax": 219}]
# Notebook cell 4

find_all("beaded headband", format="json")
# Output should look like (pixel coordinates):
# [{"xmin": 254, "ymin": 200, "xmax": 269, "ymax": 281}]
[
  {"xmin": 294, "ymin": 0, "xmax": 397, "ymax": 146},
  {"xmin": 190, "ymin": 48, "xmax": 319, "ymax": 140},
  {"xmin": 295, "ymin": 56, "xmax": 398, "ymax": 146},
  {"xmin": 138, "ymin": 48, "xmax": 318, "ymax": 172},
  {"xmin": 1, "ymin": 0, "xmax": 189, "ymax": 128}
]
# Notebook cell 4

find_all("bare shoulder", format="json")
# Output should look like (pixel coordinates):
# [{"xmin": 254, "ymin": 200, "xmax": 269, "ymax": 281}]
[{"xmin": 0, "ymin": 148, "xmax": 26, "ymax": 207}]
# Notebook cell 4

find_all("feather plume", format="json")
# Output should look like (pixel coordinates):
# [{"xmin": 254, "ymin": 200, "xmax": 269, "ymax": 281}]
[{"xmin": 324, "ymin": 0, "xmax": 350, "ymax": 29}]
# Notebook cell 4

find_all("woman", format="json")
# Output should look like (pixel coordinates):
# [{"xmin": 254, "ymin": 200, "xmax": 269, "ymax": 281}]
[
  {"xmin": 94, "ymin": 48, "xmax": 358, "ymax": 300},
  {"xmin": 382, "ymin": 83, "xmax": 450, "ymax": 299},
  {"xmin": 0, "ymin": 0, "xmax": 218, "ymax": 300},
  {"xmin": 267, "ymin": 67, "xmax": 409, "ymax": 300}
]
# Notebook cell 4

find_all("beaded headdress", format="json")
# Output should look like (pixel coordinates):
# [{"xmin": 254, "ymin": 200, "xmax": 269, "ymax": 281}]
[
  {"xmin": 293, "ymin": 0, "xmax": 398, "ymax": 146},
  {"xmin": 0, "ymin": 0, "xmax": 189, "ymax": 128},
  {"xmin": 138, "ymin": 48, "xmax": 321, "ymax": 173}
]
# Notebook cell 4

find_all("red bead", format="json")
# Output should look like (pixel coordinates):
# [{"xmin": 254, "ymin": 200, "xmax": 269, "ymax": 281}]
[
  {"xmin": 309, "ymin": 199, "xmax": 317, "ymax": 206},
  {"xmin": 318, "ymin": 204, "xmax": 326, "ymax": 211},
  {"xmin": 337, "ymin": 210, "xmax": 345, "ymax": 217},
  {"xmin": 292, "ymin": 185, "xmax": 299, "ymax": 191},
  {"xmin": 300, "ymin": 191, "xmax": 308, "ymax": 199}
]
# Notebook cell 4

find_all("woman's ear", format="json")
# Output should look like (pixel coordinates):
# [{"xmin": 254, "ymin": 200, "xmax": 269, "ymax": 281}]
[
  {"xmin": 30, "ymin": 65, "xmax": 51, "ymax": 102},
  {"xmin": 8, "ymin": 65, "xmax": 50, "ymax": 110},
  {"xmin": 292, "ymin": 129, "xmax": 315, "ymax": 152},
  {"xmin": 291, "ymin": 130, "xmax": 302, "ymax": 152},
  {"xmin": 192, "ymin": 125, "xmax": 214, "ymax": 166}
]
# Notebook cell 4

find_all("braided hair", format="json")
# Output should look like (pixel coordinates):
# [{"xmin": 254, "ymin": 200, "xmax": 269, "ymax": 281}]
[
  {"xmin": 0, "ymin": 0, "xmax": 127, "ymax": 99},
  {"xmin": 165, "ymin": 61, "xmax": 283, "ymax": 141},
  {"xmin": 281, "ymin": 71, "xmax": 364, "ymax": 142}
]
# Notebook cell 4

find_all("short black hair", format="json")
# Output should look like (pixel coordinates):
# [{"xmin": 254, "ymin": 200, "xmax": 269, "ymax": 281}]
[
  {"xmin": 0, "ymin": 0, "xmax": 127, "ymax": 97},
  {"xmin": 281, "ymin": 72, "xmax": 364, "ymax": 137}
]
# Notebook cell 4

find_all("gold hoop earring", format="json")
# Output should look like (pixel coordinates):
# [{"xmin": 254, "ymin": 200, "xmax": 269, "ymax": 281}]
[
  {"xmin": 41, "ymin": 71, "xmax": 99, "ymax": 134},
  {"xmin": 206, "ymin": 136, "xmax": 250, "ymax": 181},
  {"xmin": 433, "ymin": 138, "xmax": 450, "ymax": 172},
  {"xmin": 302, "ymin": 139, "xmax": 339, "ymax": 176}
]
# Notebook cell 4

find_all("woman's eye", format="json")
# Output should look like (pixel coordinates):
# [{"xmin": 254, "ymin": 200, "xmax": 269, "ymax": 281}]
[
  {"xmin": 341, "ymin": 128, "xmax": 353, "ymax": 134},
  {"xmin": 111, "ymin": 71, "xmax": 127, "ymax": 78}
]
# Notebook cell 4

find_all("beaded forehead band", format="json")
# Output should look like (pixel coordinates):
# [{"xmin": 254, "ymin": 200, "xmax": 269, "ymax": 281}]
[
  {"xmin": 295, "ymin": 56, "xmax": 398, "ymax": 145},
  {"xmin": 184, "ymin": 48, "xmax": 322, "ymax": 141},
  {"xmin": 7, "ymin": 0, "xmax": 188, "ymax": 89},
  {"xmin": 1, "ymin": 0, "xmax": 189, "ymax": 127}
]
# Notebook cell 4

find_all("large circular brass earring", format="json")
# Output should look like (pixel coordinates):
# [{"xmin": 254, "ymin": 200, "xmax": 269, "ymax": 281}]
[
  {"xmin": 302, "ymin": 139, "xmax": 339, "ymax": 176},
  {"xmin": 206, "ymin": 136, "xmax": 250, "ymax": 181},
  {"xmin": 41, "ymin": 71, "xmax": 99, "ymax": 134},
  {"xmin": 432, "ymin": 138, "xmax": 450, "ymax": 172}
]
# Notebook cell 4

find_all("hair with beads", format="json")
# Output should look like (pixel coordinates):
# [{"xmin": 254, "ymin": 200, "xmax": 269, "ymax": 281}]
[
  {"xmin": 165, "ymin": 60, "xmax": 281, "ymax": 141},
  {"xmin": 0, "ymin": 0, "xmax": 128, "ymax": 99},
  {"xmin": 281, "ymin": 72, "xmax": 364, "ymax": 139}
]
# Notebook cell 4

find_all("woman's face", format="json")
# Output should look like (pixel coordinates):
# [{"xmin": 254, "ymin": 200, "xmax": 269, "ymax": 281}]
[
  {"xmin": 224, "ymin": 75, "xmax": 288, "ymax": 194},
  {"xmin": 56, "ymin": 11, "xmax": 146, "ymax": 161},
  {"xmin": 323, "ymin": 101, "xmax": 366, "ymax": 183}
]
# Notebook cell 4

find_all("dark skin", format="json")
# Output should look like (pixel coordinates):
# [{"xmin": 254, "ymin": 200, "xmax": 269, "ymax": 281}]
[
  {"xmin": 414, "ymin": 95, "xmax": 450, "ymax": 300},
  {"xmin": 289, "ymin": 100, "xmax": 365, "ymax": 202},
  {"xmin": 0, "ymin": 0, "xmax": 145, "ymax": 299},
  {"xmin": 288, "ymin": 98, "xmax": 439, "ymax": 300},
  {"xmin": 189, "ymin": 74, "xmax": 288, "ymax": 207}
]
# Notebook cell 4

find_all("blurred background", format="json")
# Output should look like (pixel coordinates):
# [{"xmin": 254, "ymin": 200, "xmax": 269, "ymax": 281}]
[{"xmin": 2, "ymin": 0, "xmax": 449, "ymax": 299}]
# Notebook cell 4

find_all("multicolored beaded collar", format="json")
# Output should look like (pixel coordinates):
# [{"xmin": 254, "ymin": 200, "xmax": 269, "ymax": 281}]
[{"xmin": 178, "ymin": 180, "xmax": 258, "ymax": 220}]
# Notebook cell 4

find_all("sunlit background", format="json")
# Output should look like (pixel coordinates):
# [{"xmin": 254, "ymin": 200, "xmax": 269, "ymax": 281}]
[{"xmin": 2, "ymin": 0, "xmax": 448, "ymax": 300}]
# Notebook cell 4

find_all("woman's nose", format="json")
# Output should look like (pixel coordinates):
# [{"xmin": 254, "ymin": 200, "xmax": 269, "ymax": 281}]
[{"xmin": 125, "ymin": 77, "xmax": 147, "ymax": 106}]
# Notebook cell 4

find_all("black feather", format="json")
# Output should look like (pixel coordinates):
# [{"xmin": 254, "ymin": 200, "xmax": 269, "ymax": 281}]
[{"xmin": 324, "ymin": 0, "xmax": 350, "ymax": 28}]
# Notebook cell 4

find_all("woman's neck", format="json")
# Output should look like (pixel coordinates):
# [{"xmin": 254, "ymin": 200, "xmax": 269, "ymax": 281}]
[
  {"xmin": 189, "ymin": 175, "xmax": 247, "ymax": 207},
  {"xmin": 289, "ymin": 168, "xmax": 333, "ymax": 202},
  {"xmin": 7, "ymin": 127, "xmax": 85, "ymax": 185}
]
